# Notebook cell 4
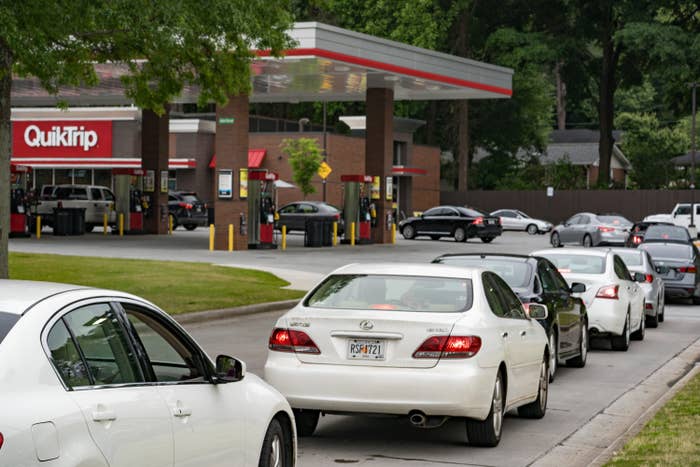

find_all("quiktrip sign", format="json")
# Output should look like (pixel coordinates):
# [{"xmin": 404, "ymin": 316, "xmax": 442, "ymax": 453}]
[{"xmin": 12, "ymin": 121, "xmax": 112, "ymax": 157}]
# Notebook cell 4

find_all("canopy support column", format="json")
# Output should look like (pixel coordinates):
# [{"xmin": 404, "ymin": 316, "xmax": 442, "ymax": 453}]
[{"xmin": 142, "ymin": 108, "xmax": 170, "ymax": 235}]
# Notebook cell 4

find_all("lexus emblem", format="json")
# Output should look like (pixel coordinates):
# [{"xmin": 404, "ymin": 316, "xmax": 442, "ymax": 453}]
[{"xmin": 359, "ymin": 320, "xmax": 374, "ymax": 330}]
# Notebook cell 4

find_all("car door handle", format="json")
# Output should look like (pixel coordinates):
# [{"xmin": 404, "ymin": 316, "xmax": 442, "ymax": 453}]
[
  {"xmin": 92, "ymin": 409, "xmax": 117, "ymax": 422},
  {"xmin": 173, "ymin": 406, "xmax": 192, "ymax": 418},
  {"xmin": 501, "ymin": 332, "xmax": 509, "ymax": 338},
  {"xmin": 520, "ymin": 330, "xmax": 527, "ymax": 337}
]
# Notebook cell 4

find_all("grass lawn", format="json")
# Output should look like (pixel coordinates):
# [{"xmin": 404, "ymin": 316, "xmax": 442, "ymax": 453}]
[
  {"xmin": 9, "ymin": 252, "xmax": 306, "ymax": 315},
  {"xmin": 606, "ymin": 371, "xmax": 700, "ymax": 466}
]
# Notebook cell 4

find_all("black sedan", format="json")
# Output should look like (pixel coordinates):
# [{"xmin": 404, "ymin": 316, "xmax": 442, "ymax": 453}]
[
  {"xmin": 399, "ymin": 205, "xmax": 502, "ymax": 243},
  {"xmin": 168, "ymin": 191, "xmax": 208, "ymax": 230},
  {"xmin": 432, "ymin": 253, "xmax": 588, "ymax": 382},
  {"xmin": 625, "ymin": 221, "xmax": 675, "ymax": 247},
  {"xmin": 276, "ymin": 201, "xmax": 344, "ymax": 234}
]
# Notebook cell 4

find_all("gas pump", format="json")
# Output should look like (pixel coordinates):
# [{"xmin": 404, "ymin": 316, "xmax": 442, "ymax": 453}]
[
  {"xmin": 247, "ymin": 170, "xmax": 278, "ymax": 249},
  {"xmin": 113, "ymin": 168, "xmax": 144, "ymax": 234},
  {"xmin": 129, "ymin": 188, "xmax": 144, "ymax": 232},
  {"xmin": 9, "ymin": 164, "xmax": 31, "ymax": 237},
  {"xmin": 341, "ymin": 175, "xmax": 374, "ymax": 244}
]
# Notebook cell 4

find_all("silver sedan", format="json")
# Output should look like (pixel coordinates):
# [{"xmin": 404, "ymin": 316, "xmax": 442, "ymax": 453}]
[
  {"xmin": 550, "ymin": 213, "xmax": 631, "ymax": 248},
  {"xmin": 491, "ymin": 209, "xmax": 552, "ymax": 235},
  {"xmin": 608, "ymin": 247, "xmax": 665, "ymax": 327}
]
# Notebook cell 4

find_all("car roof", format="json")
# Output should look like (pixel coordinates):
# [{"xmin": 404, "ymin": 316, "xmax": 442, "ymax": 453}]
[
  {"xmin": 606, "ymin": 247, "xmax": 643, "ymax": 256},
  {"xmin": 0, "ymin": 280, "xmax": 91, "ymax": 315},
  {"xmin": 332, "ymin": 263, "xmax": 479, "ymax": 279},
  {"xmin": 532, "ymin": 247, "xmax": 610, "ymax": 258},
  {"xmin": 434, "ymin": 253, "xmax": 538, "ymax": 264}
]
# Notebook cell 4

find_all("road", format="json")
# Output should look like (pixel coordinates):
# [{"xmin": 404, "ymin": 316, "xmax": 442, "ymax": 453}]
[{"xmin": 10, "ymin": 229, "xmax": 700, "ymax": 465}]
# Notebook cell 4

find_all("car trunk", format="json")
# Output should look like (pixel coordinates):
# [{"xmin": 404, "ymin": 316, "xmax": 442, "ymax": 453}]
[
  {"xmin": 560, "ymin": 273, "xmax": 606, "ymax": 308},
  {"xmin": 283, "ymin": 308, "xmax": 464, "ymax": 369}
]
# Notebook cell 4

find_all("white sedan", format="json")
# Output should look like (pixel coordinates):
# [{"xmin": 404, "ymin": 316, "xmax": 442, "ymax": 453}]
[
  {"xmin": 264, "ymin": 263, "xmax": 550, "ymax": 447},
  {"xmin": 532, "ymin": 248, "xmax": 646, "ymax": 351},
  {"xmin": 491, "ymin": 209, "xmax": 553, "ymax": 234},
  {"xmin": 0, "ymin": 280, "xmax": 295, "ymax": 467}
]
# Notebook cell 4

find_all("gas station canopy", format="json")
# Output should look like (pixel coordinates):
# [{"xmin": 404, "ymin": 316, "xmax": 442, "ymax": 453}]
[{"xmin": 11, "ymin": 22, "xmax": 513, "ymax": 106}]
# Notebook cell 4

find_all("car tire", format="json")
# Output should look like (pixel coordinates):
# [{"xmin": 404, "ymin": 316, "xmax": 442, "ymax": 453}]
[
  {"xmin": 465, "ymin": 370, "xmax": 504, "ymax": 447},
  {"xmin": 402, "ymin": 224, "xmax": 416, "ymax": 240},
  {"xmin": 646, "ymin": 307, "xmax": 659, "ymax": 328},
  {"xmin": 693, "ymin": 296, "xmax": 700, "ymax": 306},
  {"xmin": 430, "ymin": 235, "xmax": 441, "ymax": 241},
  {"xmin": 631, "ymin": 308, "xmax": 645, "ymax": 340},
  {"xmin": 293, "ymin": 409, "xmax": 319, "ymax": 437},
  {"xmin": 480, "ymin": 236, "xmax": 495, "ymax": 243},
  {"xmin": 567, "ymin": 321, "xmax": 588, "ymax": 368},
  {"xmin": 611, "ymin": 312, "xmax": 631, "ymax": 351},
  {"xmin": 551, "ymin": 232, "xmax": 562, "ymax": 248},
  {"xmin": 258, "ymin": 418, "xmax": 293, "ymax": 467},
  {"xmin": 548, "ymin": 331, "xmax": 558, "ymax": 383},
  {"xmin": 454, "ymin": 227, "xmax": 467, "ymax": 242},
  {"xmin": 518, "ymin": 356, "xmax": 549, "ymax": 419},
  {"xmin": 526, "ymin": 224, "xmax": 538, "ymax": 235},
  {"xmin": 184, "ymin": 224, "xmax": 197, "ymax": 231},
  {"xmin": 85, "ymin": 224, "xmax": 95, "ymax": 233},
  {"xmin": 582, "ymin": 234, "xmax": 593, "ymax": 248},
  {"xmin": 658, "ymin": 297, "xmax": 665, "ymax": 322}
]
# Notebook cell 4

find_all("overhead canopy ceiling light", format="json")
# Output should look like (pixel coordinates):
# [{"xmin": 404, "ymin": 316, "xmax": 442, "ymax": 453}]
[
  {"xmin": 334, "ymin": 65, "xmax": 351, "ymax": 72},
  {"xmin": 384, "ymin": 75, "xmax": 401, "ymax": 82}
]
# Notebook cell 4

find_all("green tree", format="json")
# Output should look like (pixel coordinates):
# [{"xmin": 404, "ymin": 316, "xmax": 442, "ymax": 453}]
[
  {"xmin": 281, "ymin": 137, "xmax": 324, "ymax": 197},
  {"xmin": 0, "ymin": 0, "xmax": 293, "ymax": 278}
]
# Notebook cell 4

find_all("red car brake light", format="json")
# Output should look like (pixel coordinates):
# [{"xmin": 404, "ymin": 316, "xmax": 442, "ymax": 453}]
[
  {"xmin": 0, "ymin": 431, "xmax": 3, "ymax": 450},
  {"xmin": 680, "ymin": 266, "xmax": 697, "ymax": 273},
  {"xmin": 644, "ymin": 274, "xmax": 653, "ymax": 283},
  {"xmin": 268, "ymin": 328, "xmax": 320, "ymax": 354},
  {"xmin": 473, "ymin": 217, "xmax": 483, "ymax": 225},
  {"xmin": 596, "ymin": 284, "xmax": 619, "ymax": 300},
  {"xmin": 413, "ymin": 335, "xmax": 481, "ymax": 359},
  {"xmin": 178, "ymin": 202, "xmax": 193, "ymax": 209},
  {"xmin": 598, "ymin": 226, "xmax": 614, "ymax": 232}
]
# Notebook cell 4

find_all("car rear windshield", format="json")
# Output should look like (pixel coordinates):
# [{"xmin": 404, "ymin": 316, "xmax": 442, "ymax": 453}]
[
  {"xmin": 644, "ymin": 226, "xmax": 690, "ymax": 242},
  {"xmin": 435, "ymin": 257, "xmax": 532, "ymax": 289},
  {"xmin": 598, "ymin": 215, "xmax": 631, "ymax": 225},
  {"xmin": 457, "ymin": 207, "xmax": 486, "ymax": 217},
  {"xmin": 0, "ymin": 312, "xmax": 20, "ymax": 345},
  {"xmin": 180, "ymin": 194, "xmax": 201, "ymax": 203},
  {"xmin": 641, "ymin": 243, "xmax": 693, "ymax": 260},
  {"xmin": 616, "ymin": 251, "xmax": 643, "ymax": 266},
  {"xmin": 305, "ymin": 274, "xmax": 473, "ymax": 313},
  {"xmin": 540, "ymin": 254, "xmax": 606, "ymax": 274}
]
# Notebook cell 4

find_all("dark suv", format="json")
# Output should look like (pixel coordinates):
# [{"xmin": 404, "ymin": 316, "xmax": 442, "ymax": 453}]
[{"xmin": 168, "ymin": 191, "xmax": 208, "ymax": 230}]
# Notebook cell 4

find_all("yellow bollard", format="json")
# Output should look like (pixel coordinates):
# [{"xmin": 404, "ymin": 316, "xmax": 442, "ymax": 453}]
[
  {"xmin": 282, "ymin": 225, "xmax": 287, "ymax": 250},
  {"xmin": 169, "ymin": 215, "xmax": 173, "ymax": 235},
  {"xmin": 103, "ymin": 213, "xmax": 108, "ymax": 235},
  {"xmin": 228, "ymin": 224, "xmax": 233, "ymax": 252},
  {"xmin": 351, "ymin": 222, "xmax": 356, "ymax": 246},
  {"xmin": 392, "ymin": 223, "xmax": 396, "ymax": 244},
  {"xmin": 36, "ymin": 216, "xmax": 41, "ymax": 239},
  {"xmin": 209, "ymin": 224, "xmax": 215, "ymax": 251},
  {"xmin": 119, "ymin": 213, "xmax": 124, "ymax": 237},
  {"xmin": 333, "ymin": 222, "xmax": 338, "ymax": 246}
]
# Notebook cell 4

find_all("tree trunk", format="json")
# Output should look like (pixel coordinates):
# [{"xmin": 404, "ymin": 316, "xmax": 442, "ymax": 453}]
[
  {"xmin": 555, "ymin": 61, "xmax": 567, "ymax": 130},
  {"xmin": 0, "ymin": 41, "xmax": 12, "ymax": 279},
  {"xmin": 597, "ymin": 8, "xmax": 618, "ymax": 188}
]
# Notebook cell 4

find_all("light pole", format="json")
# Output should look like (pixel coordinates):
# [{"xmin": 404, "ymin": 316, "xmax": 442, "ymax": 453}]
[
  {"xmin": 322, "ymin": 101, "xmax": 327, "ymax": 202},
  {"xmin": 690, "ymin": 82, "xmax": 697, "ymax": 234}
]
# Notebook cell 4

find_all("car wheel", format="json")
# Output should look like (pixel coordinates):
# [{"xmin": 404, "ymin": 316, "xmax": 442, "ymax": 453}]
[
  {"xmin": 184, "ymin": 224, "xmax": 197, "ymax": 231},
  {"xmin": 551, "ymin": 232, "xmax": 562, "ymax": 248},
  {"xmin": 611, "ymin": 312, "xmax": 630, "ymax": 351},
  {"xmin": 658, "ymin": 297, "xmax": 665, "ymax": 323},
  {"xmin": 402, "ymin": 224, "xmax": 416, "ymax": 240},
  {"xmin": 526, "ymin": 224, "xmax": 538, "ymax": 235},
  {"xmin": 454, "ymin": 227, "xmax": 467, "ymax": 242},
  {"xmin": 293, "ymin": 409, "xmax": 319, "ymax": 437},
  {"xmin": 646, "ymin": 306, "xmax": 659, "ymax": 328},
  {"xmin": 258, "ymin": 418, "xmax": 293, "ymax": 467},
  {"xmin": 693, "ymin": 296, "xmax": 700, "ymax": 305},
  {"xmin": 480, "ymin": 236, "xmax": 495, "ymax": 243},
  {"xmin": 518, "ymin": 355, "xmax": 549, "ymax": 419},
  {"xmin": 85, "ymin": 224, "xmax": 95, "ymax": 233},
  {"xmin": 465, "ymin": 370, "xmax": 504, "ymax": 447},
  {"xmin": 567, "ymin": 321, "xmax": 588, "ymax": 368},
  {"xmin": 631, "ymin": 308, "xmax": 645, "ymax": 340},
  {"xmin": 430, "ymin": 235, "xmax": 441, "ymax": 241},
  {"xmin": 548, "ymin": 331, "xmax": 558, "ymax": 383},
  {"xmin": 582, "ymin": 234, "xmax": 593, "ymax": 248}
]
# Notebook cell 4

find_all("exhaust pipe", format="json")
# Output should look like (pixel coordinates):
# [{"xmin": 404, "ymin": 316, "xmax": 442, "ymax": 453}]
[{"xmin": 408, "ymin": 410, "xmax": 449, "ymax": 429}]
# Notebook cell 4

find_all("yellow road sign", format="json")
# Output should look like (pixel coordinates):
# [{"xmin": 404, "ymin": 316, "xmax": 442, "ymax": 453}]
[{"xmin": 318, "ymin": 161, "xmax": 332, "ymax": 179}]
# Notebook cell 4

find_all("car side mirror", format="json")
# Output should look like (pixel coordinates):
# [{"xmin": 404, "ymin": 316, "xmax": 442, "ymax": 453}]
[
  {"xmin": 570, "ymin": 282, "xmax": 586, "ymax": 293},
  {"xmin": 525, "ymin": 303, "xmax": 548, "ymax": 320},
  {"xmin": 214, "ymin": 354, "xmax": 246, "ymax": 383},
  {"xmin": 633, "ymin": 272, "xmax": 647, "ymax": 283}
]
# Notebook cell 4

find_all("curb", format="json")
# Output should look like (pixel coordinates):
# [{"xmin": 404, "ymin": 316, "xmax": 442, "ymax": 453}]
[
  {"xmin": 173, "ymin": 299, "xmax": 300, "ymax": 325},
  {"xmin": 531, "ymin": 335, "xmax": 700, "ymax": 467}
]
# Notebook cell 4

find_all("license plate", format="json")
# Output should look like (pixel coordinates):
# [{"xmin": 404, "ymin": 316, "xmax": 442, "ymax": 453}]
[
  {"xmin": 196, "ymin": 206, "xmax": 202, "ymax": 212},
  {"xmin": 347, "ymin": 339, "xmax": 385, "ymax": 360}
]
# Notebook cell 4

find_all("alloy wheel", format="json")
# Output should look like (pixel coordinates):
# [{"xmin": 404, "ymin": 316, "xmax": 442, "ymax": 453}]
[
  {"xmin": 267, "ymin": 433, "xmax": 282, "ymax": 467},
  {"xmin": 583, "ymin": 235, "xmax": 592, "ymax": 247},
  {"xmin": 551, "ymin": 232, "xmax": 561, "ymax": 247},
  {"xmin": 492, "ymin": 374, "xmax": 504, "ymax": 437},
  {"xmin": 580, "ymin": 325, "xmax": 588, "ymax": 362},
  {"xmin": 549, "ymin": 332, "xmax": 557, "ymax": 382},
  {"xmin": 538, "ymin": 359, "xmax": 549, "ymax": 413},
  {"xmin": 625, "ymin": 313, "xmax": 630, "ymax": 346},
  {"xmin": 454, "ymin": 227, "xmax": 466, "ymax": 242},
  {"xmin": 527, "ymin": 224, "xmax": 538, "ymax": 235}
]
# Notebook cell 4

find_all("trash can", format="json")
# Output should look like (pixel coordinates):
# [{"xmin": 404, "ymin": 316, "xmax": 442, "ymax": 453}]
[
  {"xmin": 70, "ymin": 208, "xmax": 86, "ymax": 235},
  {"xmin": 304, "ymin": 219, "xmax": 324, "ymax": 247},
  {"xmin": 321, "ymin": 220, "xmax": 333, "ymax": 246},
  {"xmin": 52, "ymin": 208, "xmax": 71, "ymax": 236}
]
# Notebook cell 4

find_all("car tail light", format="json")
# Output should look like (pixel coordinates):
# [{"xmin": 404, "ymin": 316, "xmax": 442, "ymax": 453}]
[
  {"xmin": 632, "ymin": 235, "xmax": 642, "ymax": 244},
  {"xmin": 598, "ymin": 226, "xmax": 614, "ymax": 232},
  {"xmin": 596, "ymin": 284, "xmax": 619, "ymax": 300},
  {"xmin": 334, "ymin": 213, "xmax": 340, "ymax": 220},
  {"xmin": 644, "ymin": 274, "xmax": 653, "ymax": 283},
  {"xmin": 473, "ymin": 217, "xmax": 484, "ymax": 225},
  {"xmin": 413, "ymin": 335, "xmax": 481, "ymax": 359},
  {"xmin": 645, "ymin": 303, "xmax": 654, "ymax": 310},
  {"xmin": 178, "ymin": 202, "xmax": 193, "ymax": 210},
  {"xmin": 268, "ymin": 328, "xmax": 320, "ymax": 354},
  {"xmin": 0, "ymin": 431, "xmax": 3, "ymax": 450},
  {"xmin": 679, "ymin": 266, "xmax": 697, "ymax": 273}
]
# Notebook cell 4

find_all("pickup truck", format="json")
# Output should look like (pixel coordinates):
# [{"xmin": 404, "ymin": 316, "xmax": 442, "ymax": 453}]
[
  {"xmin": 644, "ymin": 203, "xmax": 700, "ymax": 228},
  {"xmin": 36, "ymin": 184, "xmax": 117, "ymax": 232}
]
